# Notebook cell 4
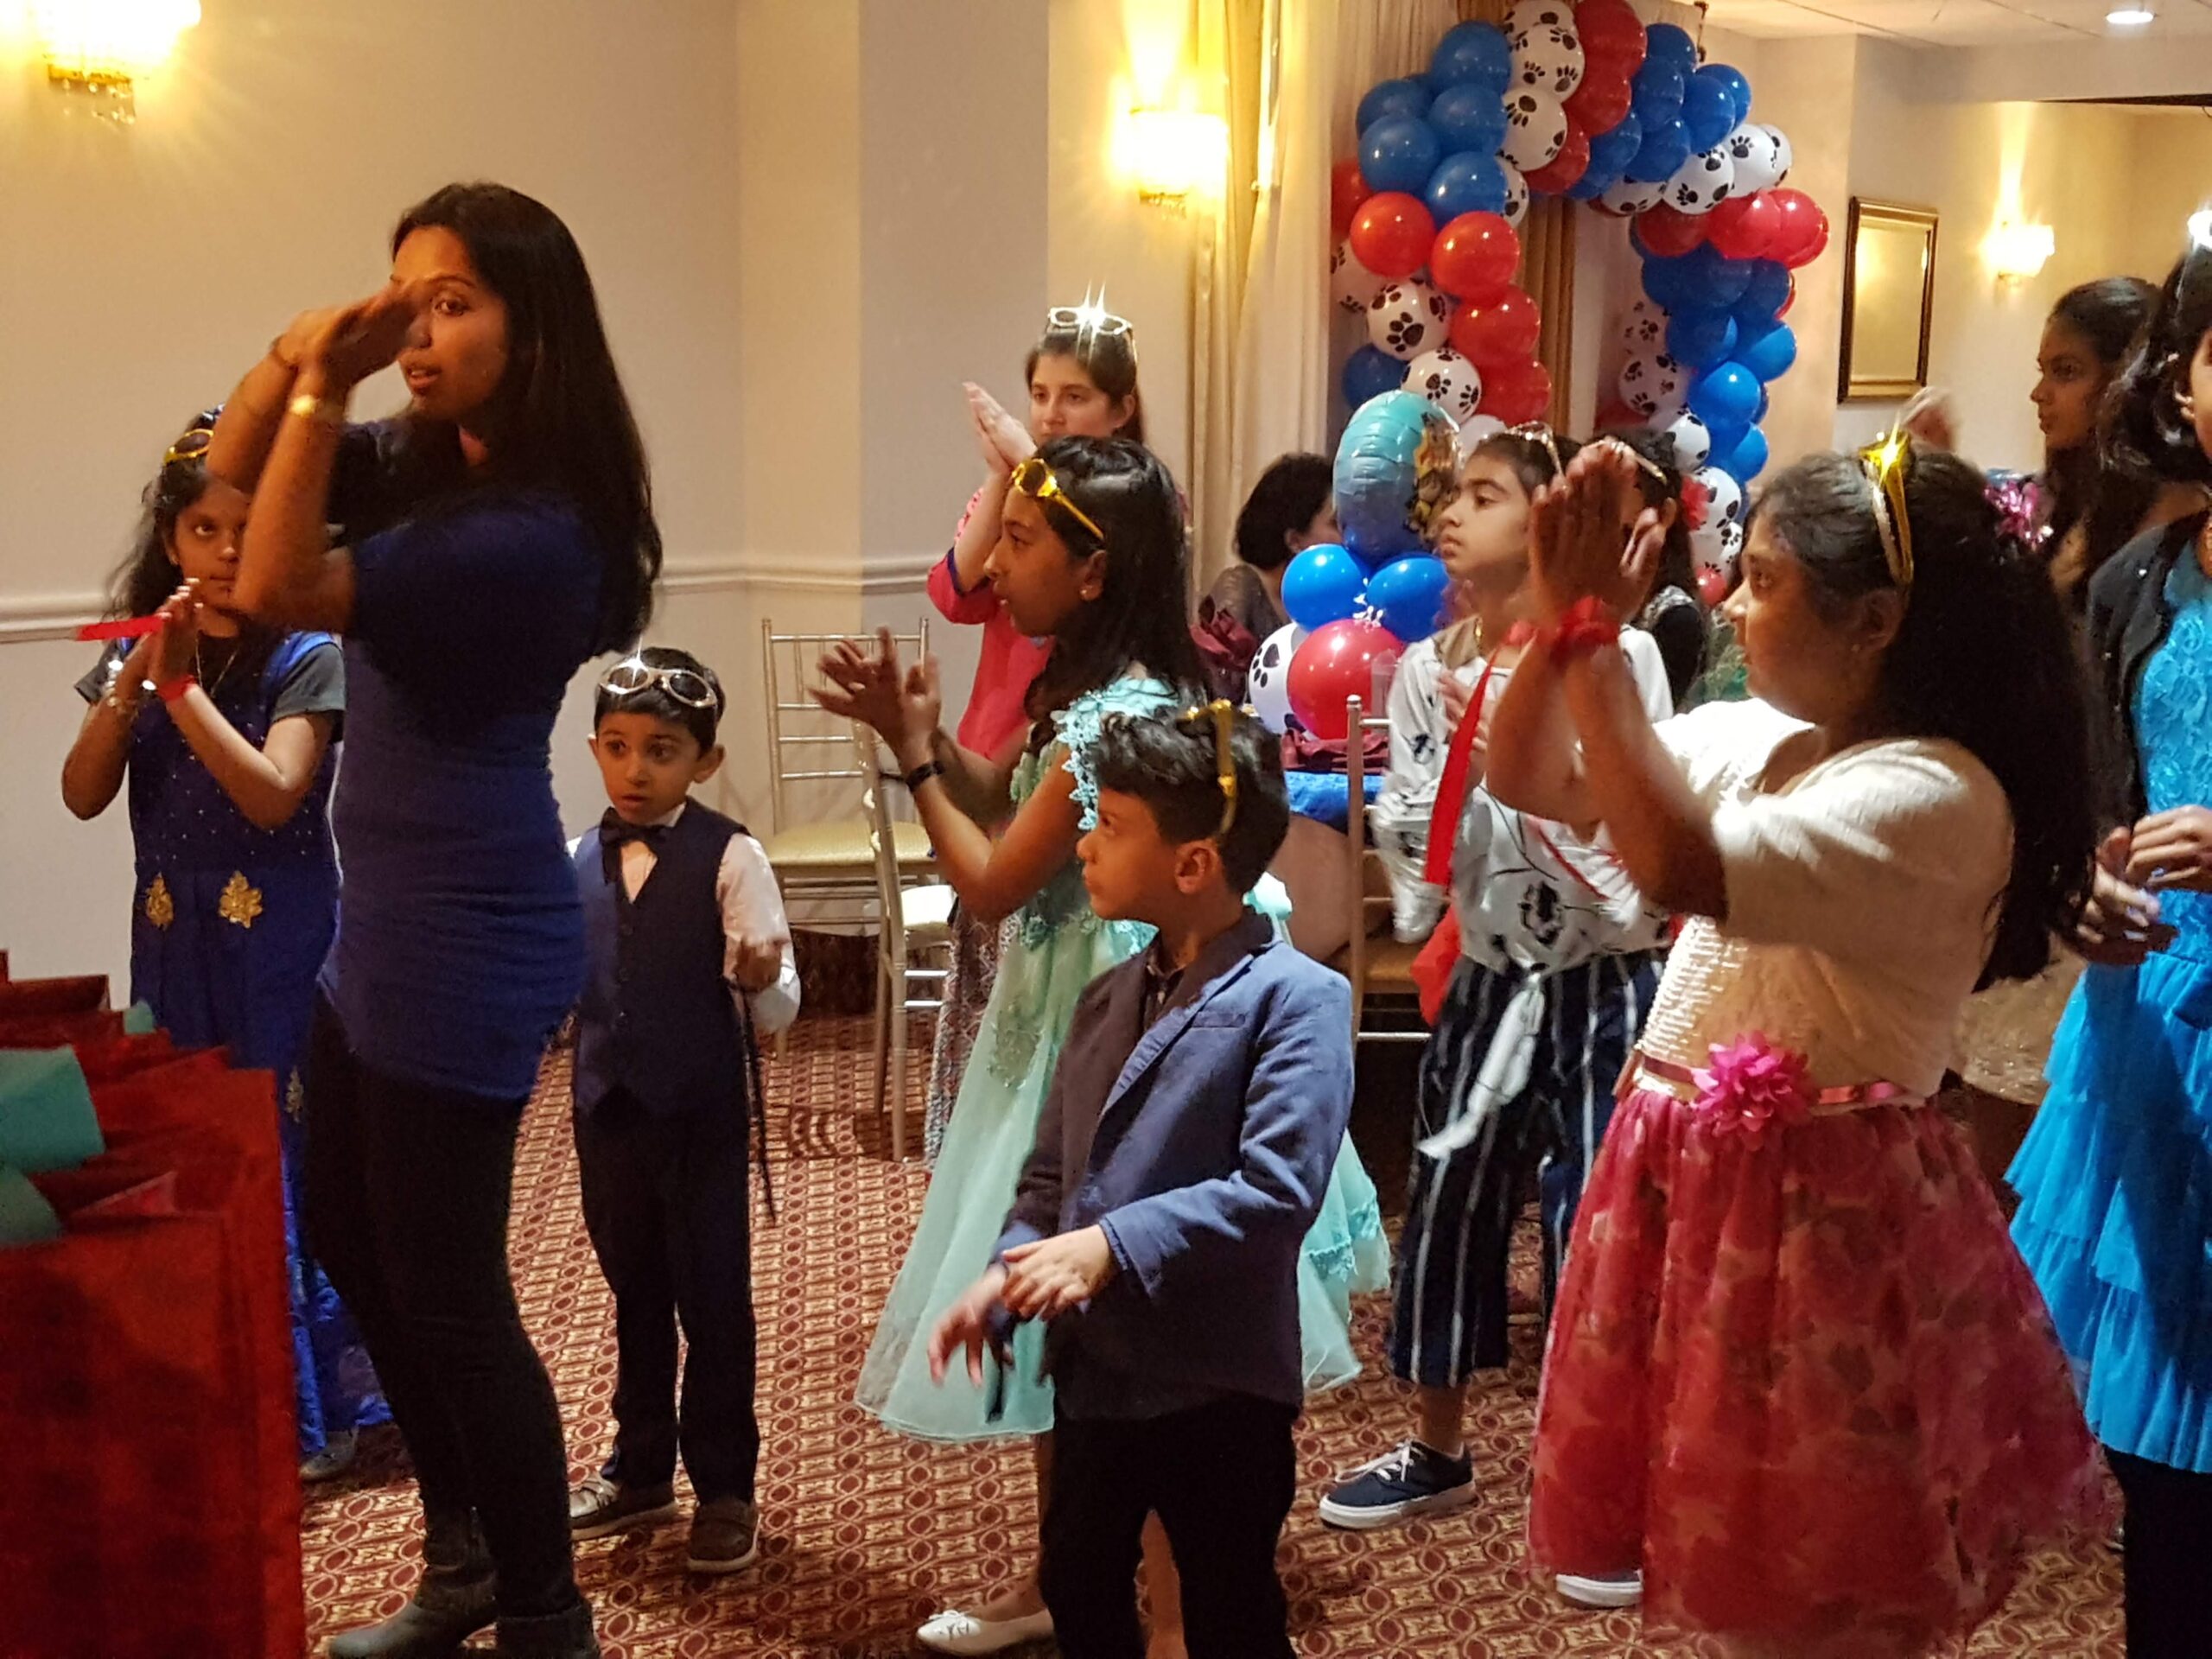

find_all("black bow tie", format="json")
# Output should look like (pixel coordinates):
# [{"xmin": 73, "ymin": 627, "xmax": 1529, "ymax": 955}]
[{"xmin": 600, "ymin": 811, "xmax": 670, "ymax": 851}]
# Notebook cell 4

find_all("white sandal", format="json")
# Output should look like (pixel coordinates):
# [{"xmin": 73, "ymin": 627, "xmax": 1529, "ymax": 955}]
[{"xmin": 915, "ymin": 1605, "xmax": 1055, "ymax": 1655}]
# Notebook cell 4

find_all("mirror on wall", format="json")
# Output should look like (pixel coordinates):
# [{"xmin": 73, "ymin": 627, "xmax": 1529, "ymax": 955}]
[{"xmin": 1840, "ymin": 199, "xmax": 1940, "ymax": 401}]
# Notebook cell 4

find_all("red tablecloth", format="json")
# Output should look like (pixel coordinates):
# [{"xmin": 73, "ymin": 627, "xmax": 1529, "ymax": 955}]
[{"xmin": 0, "ymin": 977, "xmax": 305, "ymax": 1659}]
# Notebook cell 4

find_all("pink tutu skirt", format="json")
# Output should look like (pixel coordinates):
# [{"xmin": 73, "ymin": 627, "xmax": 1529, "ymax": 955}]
[{"xmin": 1529, "ymin": 1083, "xmax": 2111, "ymax": 1653}]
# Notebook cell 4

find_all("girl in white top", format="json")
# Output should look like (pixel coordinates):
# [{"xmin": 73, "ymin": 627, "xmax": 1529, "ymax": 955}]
[{"xmin": 1488, "ymin": 438, "xmax": 2111, "ymax": 1656}]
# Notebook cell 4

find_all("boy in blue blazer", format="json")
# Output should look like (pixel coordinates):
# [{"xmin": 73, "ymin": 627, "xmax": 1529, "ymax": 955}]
[{"xmin": 929, "ymin": 702, "xmax": 1352, "ymax": 1659}]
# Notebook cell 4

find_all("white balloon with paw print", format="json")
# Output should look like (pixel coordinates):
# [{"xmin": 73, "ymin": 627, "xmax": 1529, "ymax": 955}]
[
  {"xmin": 1247, "ymin": 622, "xmax": 1307, "ymax": 735},
  {"xmin": 1618, "ymin": 350, "xmax": 1688, "ymax": 419},
  {"xmin": 1367, "ymin": 278, "xmax": 1452, "ymax": 361},
  {"xmin": 1692, "ymin": 465, "xmax": 1745, "ymax": 529},
  {"xmin": 1500, "ymin": 89, "xmax": 1568, "ymax": 172},
  {"xmin": 1662, "ymin": 410, "xmax": 1712, "ymax": 471},
  {"xmin": 1402, "ymin": 346, "xmax": 1484, "ymax": 423},
  {"xmin": 1332, "ymin": 239, "xmax": 1386, "ymax": 316}
]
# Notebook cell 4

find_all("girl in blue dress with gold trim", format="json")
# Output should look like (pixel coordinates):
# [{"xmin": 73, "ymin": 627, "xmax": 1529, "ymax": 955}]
[{"xmin": 61, "ymin": 410, "xmax": 383, "ymax": 1479}]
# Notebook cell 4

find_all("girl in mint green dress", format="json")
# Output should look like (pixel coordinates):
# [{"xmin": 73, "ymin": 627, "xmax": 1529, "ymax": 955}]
[{"xmin": 819, "ymin": 436, "xmax": 1383, "ymax": 1654}]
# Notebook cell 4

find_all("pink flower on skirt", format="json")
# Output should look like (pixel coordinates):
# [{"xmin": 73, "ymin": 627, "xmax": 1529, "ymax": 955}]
[{"xmin": 1691, "ymin": 1033, "xmax": 1815, "ymax": 1141}]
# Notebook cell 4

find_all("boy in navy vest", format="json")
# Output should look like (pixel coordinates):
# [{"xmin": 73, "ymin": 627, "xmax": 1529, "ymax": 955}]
[
  {"xmin": 565, "ymin": 647, "xmax": 798, "ymax": 1574},
  {"xmin": 928, "ymin": 704, "xmax": 1352, "ymax": 1658}
]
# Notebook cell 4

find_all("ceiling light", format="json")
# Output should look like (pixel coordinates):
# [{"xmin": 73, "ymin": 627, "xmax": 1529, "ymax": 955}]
[{"xmin": 2107, "ymin": 5, "xmax": 2154, "ymax": 25}]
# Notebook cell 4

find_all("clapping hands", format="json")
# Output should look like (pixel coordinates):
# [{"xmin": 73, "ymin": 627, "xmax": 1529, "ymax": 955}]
[
  {"xmin": 1528, "ymin": 441, "xmax": 1668, "ymax": 626},
  {"xmin": 814, "ymin": 627, "xmax": 944, "ymax": 770}
]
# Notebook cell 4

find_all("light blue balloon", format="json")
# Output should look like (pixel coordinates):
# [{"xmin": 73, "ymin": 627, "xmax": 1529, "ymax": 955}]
[
  {"xmin": 1357, "ymin": 77, "xmax": 1432, "ymax": 135},
  {"xmin": 1736, "ymin": 318, "xmax": 1799, "ymax": 383},
  {"xmin": 1281, "ymin": 544, "xmax": 1370, "ymax": 631},
  {"xmin": 1430, "ymin": 20, "xmax": 1515, "ymax": 93},
  {"xmin": 1334, "ymin": 391, "xmax": 1452, "ymax": 563},
  {"xmin": 1342, "ymin": 345, "xmax": 1405, "ymax": 410},
  {"xmin": 1360, "ymin": 114, "xmax": 1443, "ymax": 195},
  {"xmin": 1367, "ymin": 555, "xmax": 1453, "ymax": 643},
  {"xmin": 1427, "ymin": 82, "xmax": 1509, "ymax": 153},
  {"xmin": 1425, "ymin": 149, "xmax": 1510, "ymax": 221}
]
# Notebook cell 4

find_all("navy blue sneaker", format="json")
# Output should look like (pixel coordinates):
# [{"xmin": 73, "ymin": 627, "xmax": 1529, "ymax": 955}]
[{"xmin": 1318, "ymin": 1439, "xmax": 1476, "ymax": 1530}]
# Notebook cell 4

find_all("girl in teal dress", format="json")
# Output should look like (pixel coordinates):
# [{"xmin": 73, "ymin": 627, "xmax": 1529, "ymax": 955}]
[{"xmin": 820, "ymin": 436, "xmax": 1384, "ymax": 1658}]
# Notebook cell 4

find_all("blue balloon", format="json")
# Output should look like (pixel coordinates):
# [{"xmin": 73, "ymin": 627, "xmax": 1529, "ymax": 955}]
[
  {"xmin": 1754, "ymin": 385, "xmax": 1771, "ymax": 424},
  {"xmin": 1334, "ymin": 391, "xmax": 1453, "ymax": 563},
  {"xmin": 1640, "ymin": 252, "xmax": 1702, "ymax": 313},
  {"xmin": 1688, "ymin": 362, "xmax": 1762, "ymax": 429},
  {"xmin": 1357, "ymin": 77, "xmax": 1432, "ymax": 135},
  {"xmin": 1584, "ymin": 111, "xmax": 1642, "ymax": 181},
  {"xmin": 1624, "ymin": 117, "xmax": 1692, "ymax": 183},
  {"xmin": 1644, "ymin": 22, "xmax": 1698, "ymax": 72},
  {"xmin": 1630, "ymin": 60, "xmax": 1686, "ymax": 124},
  {"xmin": 1736, "ymin": 318, "xmax": 1799, "ymax": 383},
  {"xmin": 1682, "ymin": 70, "xmax": 1738, "ymax": 152},
  {"xmin": 1282, "ymin": 544, "xmax": 1370, "ymax": 631},
  {"xmin": 1367, "ymin": 555, "xmax": 1453, "ymax": 642},
  {"xmin": 1342, "ymin": 345, "xmax": 1405, "ymax": 410},
  {"xmin": 1427, "ymin": 81, "xmax": 1509, "ymax": 153},
  {"xmin": 1430, "ymin": 20, "xmax": 1515, "ymax": 93},
  {"xmin": 1704, "ymin": 62, "xmax": 1753, "ymax": 126},
  {"xmin": 1720, "ymin": 424, "xmax": 1770, "ymax": 482},
  {"xmin": 1668, "ymin": 308, "xmax": 1740, "ymax": 370},
  {"xmin": 1684, "ymin": 244, "xmax": 1753, "ymax": 307},
  {"xmin": 1360, "ymin": 114, "xmax": 1443, "ymax": 194},
  {"xmin": 1732, "ymin": 258, "xmax": 1792, "ymax": 327},
  {"xmin": 1425, "ymin": 149, "xmax": 1510, "ymax": 221},
  {"xmin": 1704, "ymin": 416, "xmax": 1750, "ymax": 461}
]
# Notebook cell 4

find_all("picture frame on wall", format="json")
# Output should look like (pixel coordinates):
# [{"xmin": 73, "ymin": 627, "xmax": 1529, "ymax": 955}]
[{"xmin": 1839, "ymin": 199, "xmax": 1939, "ymax": 401}]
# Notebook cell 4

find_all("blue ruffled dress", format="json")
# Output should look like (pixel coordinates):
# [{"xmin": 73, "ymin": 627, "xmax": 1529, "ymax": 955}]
[{"xmin": 2011, "ymin": 552, "xmax": 2212, "ymax": 1475}]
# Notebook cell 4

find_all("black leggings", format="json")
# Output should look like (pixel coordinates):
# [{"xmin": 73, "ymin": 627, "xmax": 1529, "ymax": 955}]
[
  {"xmin": 302, "ymin": 998, "xmax": 581, "ymax": 1619},
  {"xmin": 2108, "ymin": 1446, "xmax": 2212, "ymax": 1658}
]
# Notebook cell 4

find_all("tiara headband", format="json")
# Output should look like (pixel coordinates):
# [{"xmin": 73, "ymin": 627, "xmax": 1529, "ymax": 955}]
[
  {"xmin": 1859, "ymin": 429, "xmax": 1915, "ymax": 591},
  {"xmin": 1181, "ymin": 700, "xmax": 1240, "ymax": 838}
]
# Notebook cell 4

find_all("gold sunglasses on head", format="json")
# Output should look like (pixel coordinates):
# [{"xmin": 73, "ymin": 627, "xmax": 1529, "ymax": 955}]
[
  {"xmin": 1009, "ymin": 454, "xmax": 1107, "ymax": 544},
  {"xmin": 163, "ymin": 425, "xmax": 216, "ymax": 468},
  {"xmin": 1046, "ymin": 303, "xmax": 1134, "ymax": 341}
]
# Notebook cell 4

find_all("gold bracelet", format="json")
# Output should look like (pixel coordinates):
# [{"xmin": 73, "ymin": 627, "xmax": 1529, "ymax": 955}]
[{"xmin": 287, "ymin": 391, "xmax": 346, "ymax": 430}]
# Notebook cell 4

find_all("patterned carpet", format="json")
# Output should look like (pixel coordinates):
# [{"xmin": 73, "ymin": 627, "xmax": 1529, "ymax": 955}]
[{"xmin": 301, "ymin": 1016, "xmax": 2124, "ymax": 1658}]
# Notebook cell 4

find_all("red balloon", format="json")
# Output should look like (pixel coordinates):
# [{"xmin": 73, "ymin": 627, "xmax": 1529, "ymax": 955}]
[
  {"xmin": 1332, "ymin": 157, "xmax": 1372, "ymax": 242},
  {"xmin": 1429, "ymin": 211, "xmax": 1522, "ymax": 302},
  {"xmin": 1765, "ymin": 189, "xmax": 1828, "ymax": 269},
  {"xmin": 1704, "ymin": 190, "xmax": 1779, "ymax": 261},
  {"xmin": 1595, "ymin": 397, "xmax": 1640, "ymax": 431},
  {"xmin": 1636, "ymin": 203, "xmax": 1707, "ymax": 258},
  {"xmin": 1564, "ymin": 61, "xmax": 1634, "ymax": 134},
  {"xmin": 1695, "ymin": 565, "xmax": 1732, "ymax": 607},
  {"xmin": 1349, "ymin": 192, "xmax": 1437, "ymax": 281},
  {"xmin": 1575, "ymin": 0, "xmax": 1647, "ymax": 69},
  {"xmin": 1523, "ymin": 123, "xmax": 1592, "ymax": 196},
  {"xmin": 1450, "ymin": 285, "xmax": 1541, "ymax": 371},
  {"xmin": 1287, "ymin": 620, "xmax": 1402, "ymax": 742},
  {"xmin": 1779, "ymin": 273, "xmax": 1796, "ymax": 318},
  {"xmin": 1481, "ymin": 359, "xmax": 1554, "ymax": 426},
  {"xmin": 1787, "ymin": 210, "xmax": 1831, "ymax": 270}
]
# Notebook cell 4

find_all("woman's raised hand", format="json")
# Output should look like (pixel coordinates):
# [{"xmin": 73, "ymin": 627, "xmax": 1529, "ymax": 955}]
[
  {"xmin": 302, "ymin": 283, "xmax": 425, "ymax": 391},
  {"xmin": 1529, "ymin": 441, "xmax": 1663, "ymax": 626},
  {"xmin": 816, "ymin": 627, "xmax": 943, "ymax": 768},
  {"xmin": 964, "ymin": 382, "xmax": 1033, "ymax": 473}
]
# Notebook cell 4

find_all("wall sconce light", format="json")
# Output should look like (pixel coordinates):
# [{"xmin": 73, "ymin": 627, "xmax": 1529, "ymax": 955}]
[
  {"xmin": 33, "ymin": 0, "xmax": 201, "ymax": 125},
  {"xmin": 1120, "ymin": 107, "xmax": 1229, "ymax": 211},
  {"xmin": 1984, "ymin": 220, "xmax": 2055, "ymax": 284}
]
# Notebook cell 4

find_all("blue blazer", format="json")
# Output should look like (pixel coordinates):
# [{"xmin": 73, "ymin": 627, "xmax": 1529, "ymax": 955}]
[{"xmin": 992, "ymin": 911, "xmax": 1353, "ymax": 1419}]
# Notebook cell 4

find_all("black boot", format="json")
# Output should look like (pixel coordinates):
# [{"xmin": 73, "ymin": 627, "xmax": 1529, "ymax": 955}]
[
  {"xmin": 327, "ymin": 1510, "xmax": 497, "ymax": 1659},
  {"xmin": 491, "ymin": 1599, "xmax": 600, "ymax": 1658}
]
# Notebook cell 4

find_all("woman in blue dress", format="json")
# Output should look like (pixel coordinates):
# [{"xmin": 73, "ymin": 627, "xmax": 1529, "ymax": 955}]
[
  {"xmin": 209, "ymin": 183, "xmax": 661, "ymax": 1659},
  {"xmin": 60, "ymin": 410, "xmax": 382, "ymax": 1480},
  {"xmin": 2010, "ymin": 232, "xmax": 2212, "ymax": 1659}
]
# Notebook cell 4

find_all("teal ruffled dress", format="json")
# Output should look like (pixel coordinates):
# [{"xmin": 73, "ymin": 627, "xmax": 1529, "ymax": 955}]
[
  {"xmin": 2011, "ymin": 552, "xmax": 2212, "ymax": 1476},
  {"xmin": 855, "ymin": 678, "xmax": 1388, "ymax": 1441}
]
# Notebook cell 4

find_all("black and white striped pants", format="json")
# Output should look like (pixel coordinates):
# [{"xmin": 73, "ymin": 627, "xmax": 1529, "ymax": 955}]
[{"xmin": 1388, "ymin": 950, "xmax": 1662, "ymax": 1390}]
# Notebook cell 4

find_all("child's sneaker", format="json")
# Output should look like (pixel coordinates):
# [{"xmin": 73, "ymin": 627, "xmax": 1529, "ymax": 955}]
[
  {"xmin": 1317, "ymin": 1439, "xmax": 1476, "ymax": 1529},
  {"xmin": 568, "ymin": 1473, "xmax": 678, "ymax": 1540},
  {"xmin": 1555, "ymin": 1570, "xmax": 1643, "ymax": 1608},
  {"xmin": 684, "ymin": 1497, "xmax": 760, "ymax": 1574}
]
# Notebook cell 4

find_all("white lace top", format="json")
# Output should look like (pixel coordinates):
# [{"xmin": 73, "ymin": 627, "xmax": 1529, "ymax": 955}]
[{"xmin": 1636, "ymin": 700, "xmax": 2013, "ymax": 1097}]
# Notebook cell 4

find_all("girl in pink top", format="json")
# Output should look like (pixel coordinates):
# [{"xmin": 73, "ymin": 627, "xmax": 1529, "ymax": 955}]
[{"xmin": 921, "ymin": 310, "xmax": 1147, "ymax": 1163}]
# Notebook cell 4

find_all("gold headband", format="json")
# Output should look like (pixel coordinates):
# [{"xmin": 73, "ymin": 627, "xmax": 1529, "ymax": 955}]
[
  {"xmin": 1181, "ymin": 700, "xmax": 1239, "ymax": 838},
  {"xmin": 1500, "ymin": 421, "xmax": 1563, "ymax": 477},
  {"xmin": 1859, "ymin": 429, "xmax": 1915, "ymax": 591}
]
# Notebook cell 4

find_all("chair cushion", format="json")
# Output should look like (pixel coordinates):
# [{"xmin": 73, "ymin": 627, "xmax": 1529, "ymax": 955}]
[
  {"xmin": 762, "ymin": 817, "xmax": 932, "ymax": 872},
  {"xmin": 901, "ymin": 883, "xmax": 957, "ymax": 932}
]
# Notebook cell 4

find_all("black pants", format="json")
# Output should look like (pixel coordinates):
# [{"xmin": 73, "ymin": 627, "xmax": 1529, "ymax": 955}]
[
  {"xmin": 302, "ymin": 998, "xmax": 580, "ymax": 1619},
  {"xmin": 1041, "ymin": 1395, "xmax": 1298, "ymax": 1659},
  {"xmin": 573, "ymin": 1089, "xmax": 759, "ymax": 1502},
  {"xmin": 2109, "ymin": 1446, "xmax": 2212, "ymax": 1657}
]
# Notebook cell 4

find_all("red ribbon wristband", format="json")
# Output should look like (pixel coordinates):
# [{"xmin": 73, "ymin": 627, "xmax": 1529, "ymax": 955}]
[
  {"xmin": 1550, "ymin": 597, "xmax": 1621, "ymax": 663},
  {"xmin": 156, "ymin": 673, "xmax": 197, "ymax": 704}
]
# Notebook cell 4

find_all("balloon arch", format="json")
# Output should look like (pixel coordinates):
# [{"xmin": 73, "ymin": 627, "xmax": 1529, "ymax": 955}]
[{"xmin": 1253, "ymin": 1, "xmax": 1827, "ymax": 737}]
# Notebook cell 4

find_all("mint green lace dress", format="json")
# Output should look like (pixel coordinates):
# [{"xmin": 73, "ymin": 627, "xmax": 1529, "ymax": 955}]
[{"xmin": 855, "ymin": 677, "xmax": 1389, "ymax": 1442}]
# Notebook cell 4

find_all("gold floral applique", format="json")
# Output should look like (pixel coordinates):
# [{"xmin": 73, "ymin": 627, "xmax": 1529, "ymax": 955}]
[
  {"xmin": 143, "ymin": 874, "xmax": 174, "ymax": 930},
  {"xmin": 218, "ymin": 872, "xmax": 264, "ymax": 929},
  {"xmin": 284, "ymin": 1069, "xmax": 305, "ymax": 1122}
]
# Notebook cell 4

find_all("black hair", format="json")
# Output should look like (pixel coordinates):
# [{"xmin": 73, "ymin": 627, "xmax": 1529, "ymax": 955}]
[
  {"xmin": 1233, "ymin": 453, "xmax": 1332, "ymax": 572},
  {"xmin": 1610, "ymin": 428, "xmax": 1700, "ymax": 605},
  {"xmin": 2041, "ymin": 276, "xmax": 2162, "ymax": 600},
  {"xmin": 2111, "ymin": 239, "xmax": 2212, "ymax": 489},
  {"xmin": 1471, "ymin": 426, "xmax": 1583, "ymax": 497},
  {"xmin": 1090, "ymin": 704, "xmax": 1291, "ymax": 893},
  {"xmin": 1020, "ymin": 435, "xmax": 1205, "ymax": 734},
  {"xmin": 1025, "ymin": 323, "xmax": 1146, "ymax": 445},
  {"xmin": 593, "ymin": 645, "xmax": 723, "ymax": 751},
  {"xmin": 1750, "ymin": 443, "xmax": 2095, "ymax": 985},
  {"xmin": 390, "ymin": 181, "xmax": 662, "ymax": 655},
  {"xmin": 110, "ymin": 408, "xmax": 225, "ymax": 620}
]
